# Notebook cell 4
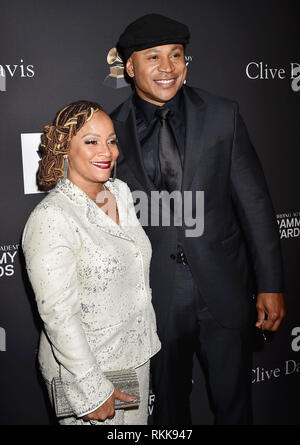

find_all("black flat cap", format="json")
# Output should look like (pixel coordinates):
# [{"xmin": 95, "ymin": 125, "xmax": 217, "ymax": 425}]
[{"xmin": 117, "ymin": 14, "xmax": 190, "ymax": 63}]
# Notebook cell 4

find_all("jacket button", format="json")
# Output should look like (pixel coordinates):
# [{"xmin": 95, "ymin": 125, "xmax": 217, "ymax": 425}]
[{"xmin": 170, "ymin": 254, "xmax": 176, "ymax": 260}]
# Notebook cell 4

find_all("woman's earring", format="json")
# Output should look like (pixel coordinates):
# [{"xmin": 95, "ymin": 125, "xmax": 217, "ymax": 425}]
[
  {"xmin": 109, "ymin": 162, "xmax": 116, "ymax": 182},
  {"xmin": 63, "ymin": 157, "xmax": 68, "ymax": 179}
]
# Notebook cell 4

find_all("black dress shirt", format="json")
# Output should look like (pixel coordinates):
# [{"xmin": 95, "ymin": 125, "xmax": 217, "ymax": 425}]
[{"xmin": 133, "ymin": 88, "xmax": 186, "ymax": 190}]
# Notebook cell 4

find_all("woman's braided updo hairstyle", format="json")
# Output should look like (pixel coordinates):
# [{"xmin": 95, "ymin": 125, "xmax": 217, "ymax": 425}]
[{"xmin": 37, "ymin": 100, "xmax": 103, "ymax": 191}]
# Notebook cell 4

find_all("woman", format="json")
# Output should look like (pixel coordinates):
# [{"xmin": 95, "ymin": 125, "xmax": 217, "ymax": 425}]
[{"xmin": 22, "ymin": 101, "xmax": 161, "ymax": 425}]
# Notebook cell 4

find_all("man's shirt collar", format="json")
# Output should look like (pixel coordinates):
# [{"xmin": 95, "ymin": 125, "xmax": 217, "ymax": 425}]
[{"xmin": 133, "ymin": 88, "xmax": 184, "ymax": 124}]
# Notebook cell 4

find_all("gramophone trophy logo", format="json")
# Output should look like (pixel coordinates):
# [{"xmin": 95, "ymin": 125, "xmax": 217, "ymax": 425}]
[{"xmin": 103, "ymin": 48, "xmax": 129, "ymax": 89}]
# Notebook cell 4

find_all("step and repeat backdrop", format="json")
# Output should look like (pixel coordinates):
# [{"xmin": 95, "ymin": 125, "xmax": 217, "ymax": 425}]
[{"xmin": 0, "ymin": 0, "xmax": 299, "ymax": 425}]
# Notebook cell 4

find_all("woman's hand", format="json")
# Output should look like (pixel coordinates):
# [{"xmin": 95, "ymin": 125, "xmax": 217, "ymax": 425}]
[{"xmin": 82, "ymin": 388, "xmax": 137, "ymax": 423}]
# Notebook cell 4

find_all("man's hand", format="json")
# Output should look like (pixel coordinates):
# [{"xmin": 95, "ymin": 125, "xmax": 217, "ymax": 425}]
[
  {"xmin": 82, "ymin": 388, "xmax": 137, "ymax": 423},
  {"xmin": 256, "ymin": 292, "xmax": 285, "ymax": 331}
]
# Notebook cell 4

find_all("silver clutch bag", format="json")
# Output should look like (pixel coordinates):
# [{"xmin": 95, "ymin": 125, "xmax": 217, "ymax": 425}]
[{"xmin": 51, "ymin": 368, "xmax": 140, "ymax": 418}]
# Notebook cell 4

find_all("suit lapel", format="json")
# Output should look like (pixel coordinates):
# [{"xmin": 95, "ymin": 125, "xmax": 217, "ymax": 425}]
[
  {"xmin": 55, "ymin": 178, "xmax": 133, "ymax": 242},
  {"xmin": 87, "ymin": 180, "xmax": 134, "ymax": 242},
  {"xmin": 182, "ymin": 87, "xmax": 208, "ymax": 191},
  {"xmin": 113, "ymin": 97, "xmax": 157, "ymax": 195}
]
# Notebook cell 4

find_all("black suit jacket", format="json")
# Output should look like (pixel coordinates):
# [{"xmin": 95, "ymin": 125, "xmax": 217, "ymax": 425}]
[{"xmin": 111, "ymin": 85, "xmax": 284, "ymax": 334}]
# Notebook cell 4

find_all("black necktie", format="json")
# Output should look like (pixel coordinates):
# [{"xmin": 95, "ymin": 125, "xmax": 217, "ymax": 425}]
[{"xmin": 156, "ymin": 107, "xmax": 182, "ymax": 192}]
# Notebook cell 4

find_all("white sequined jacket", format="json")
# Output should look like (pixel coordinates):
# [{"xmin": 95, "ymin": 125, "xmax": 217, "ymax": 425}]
[{"xmin": 22, "ymin": 177, "xmax": 161, "ymax": 417}]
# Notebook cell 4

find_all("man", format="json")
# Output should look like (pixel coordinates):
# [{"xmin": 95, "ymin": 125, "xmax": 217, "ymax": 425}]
[{"xmin": 110, "ymin": 14, "xmax": 285, "ymax": 425}]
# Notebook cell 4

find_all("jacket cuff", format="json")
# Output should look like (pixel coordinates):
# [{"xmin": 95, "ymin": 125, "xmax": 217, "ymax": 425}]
[{"xmin": 62, "ymin": 363, "xmax": 115, "ymax": 417}]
